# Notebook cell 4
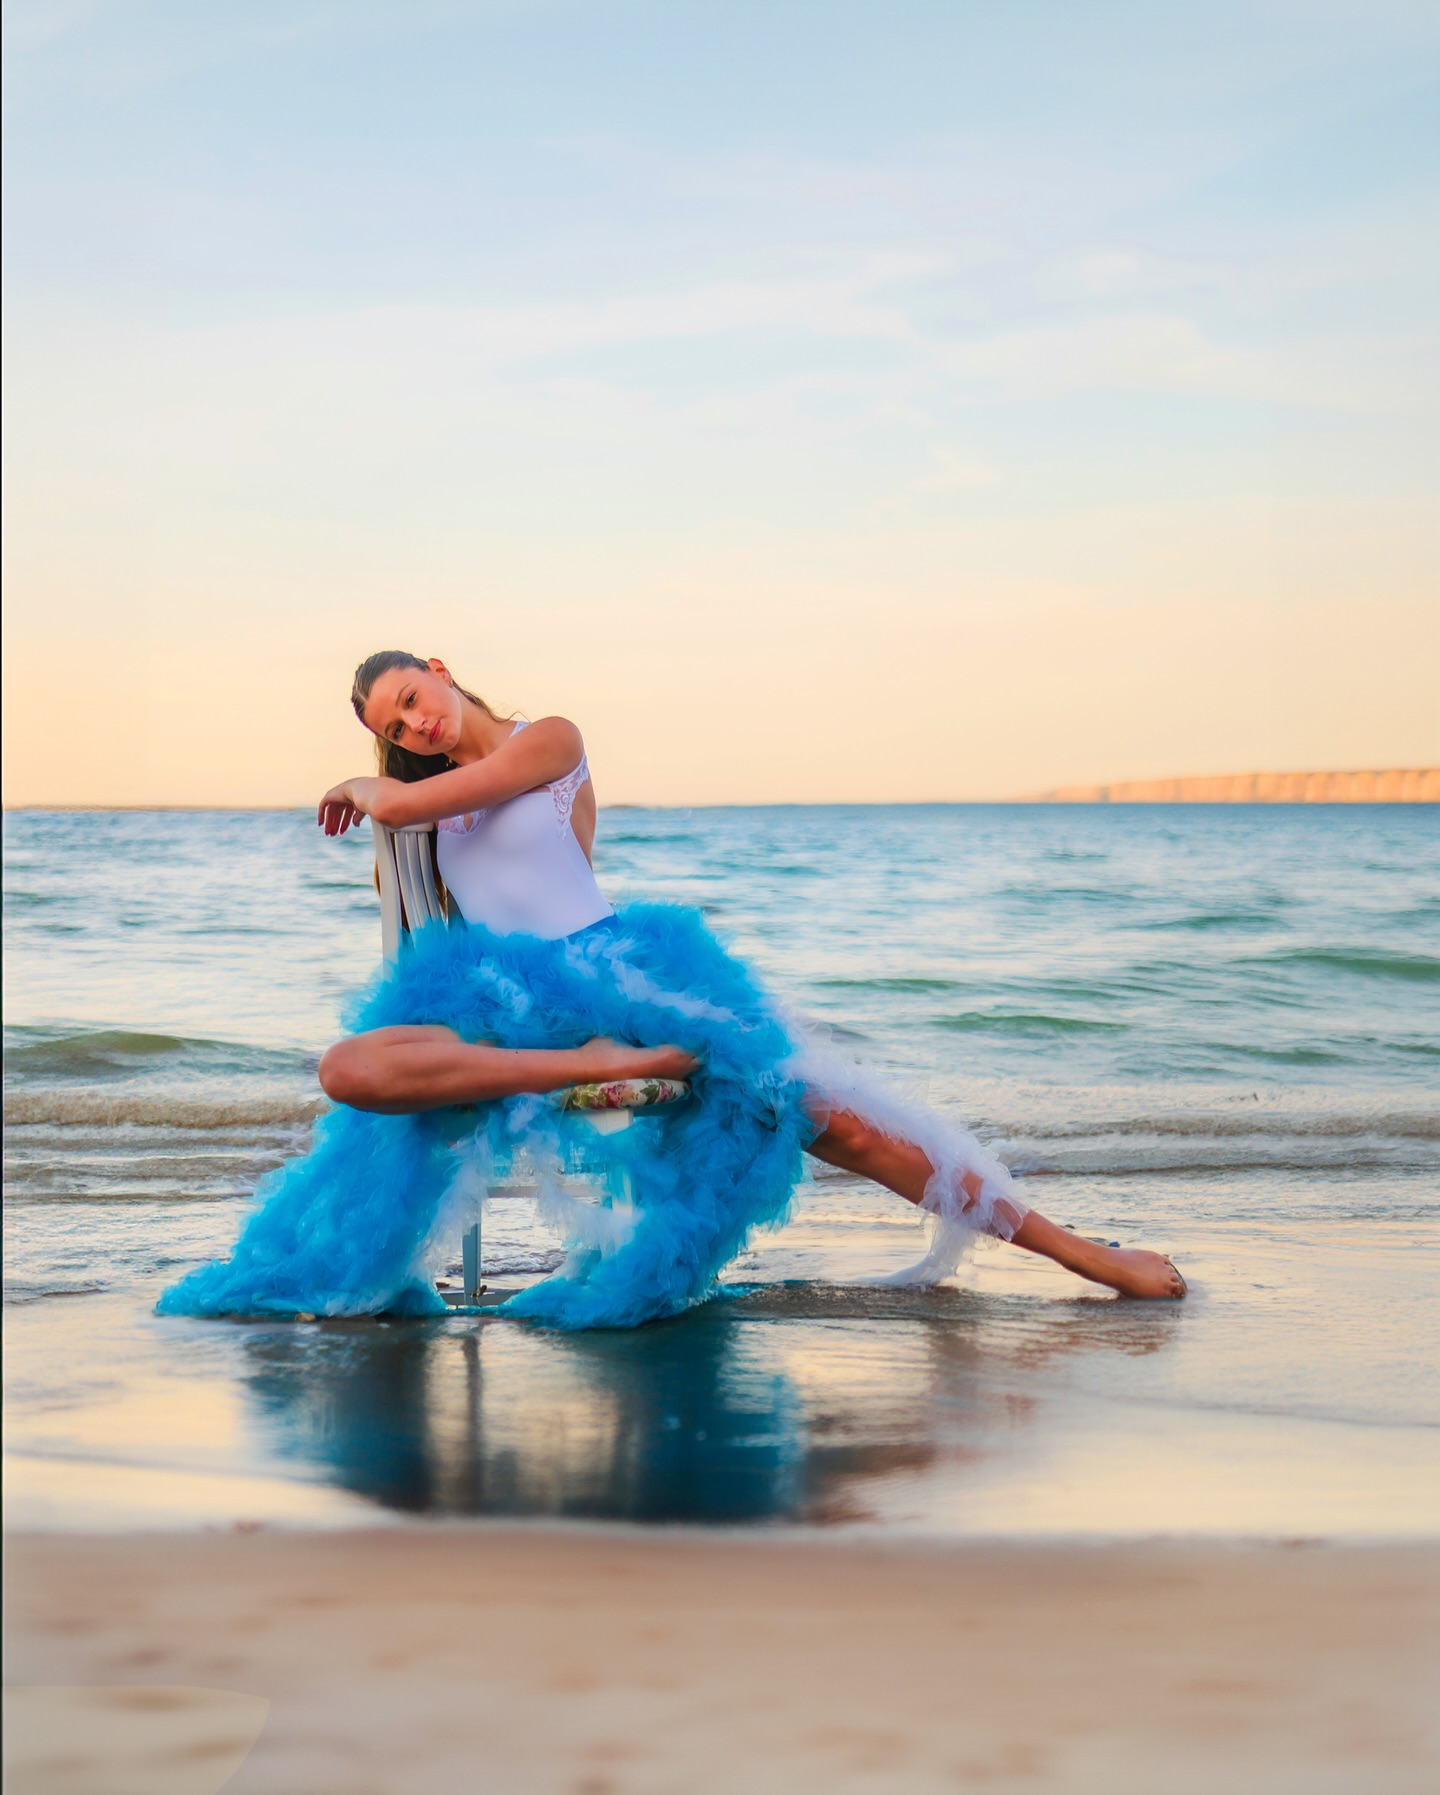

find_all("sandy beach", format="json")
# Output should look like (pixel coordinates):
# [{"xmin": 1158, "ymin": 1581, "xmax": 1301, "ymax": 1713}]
[{"xmin": 6, "ymin": 1527, "xmax": 1438, "ymax": 1794}]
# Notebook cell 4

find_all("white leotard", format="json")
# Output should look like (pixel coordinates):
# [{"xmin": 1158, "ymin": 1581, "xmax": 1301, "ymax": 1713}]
[{"xmin": 434, "ymin": 720, "xmax": 614, "ymax": 940}]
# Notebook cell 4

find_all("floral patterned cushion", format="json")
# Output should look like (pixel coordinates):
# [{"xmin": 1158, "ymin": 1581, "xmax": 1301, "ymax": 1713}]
[{"xmin": 556, "ymin": 1078, "xmax": 690, "ymax": 1111}]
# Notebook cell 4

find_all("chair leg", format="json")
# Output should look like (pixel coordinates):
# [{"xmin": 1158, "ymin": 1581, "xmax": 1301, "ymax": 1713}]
[{"xmin": 463, "ymin": 1220, "xmax": 483, "ymax": 1301}]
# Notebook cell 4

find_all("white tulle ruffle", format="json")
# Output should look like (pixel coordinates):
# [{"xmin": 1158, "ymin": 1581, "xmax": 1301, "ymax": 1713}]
[{"xmin": 790, "ymin": 1031, "xmax": 1026, "ymax": 1286}]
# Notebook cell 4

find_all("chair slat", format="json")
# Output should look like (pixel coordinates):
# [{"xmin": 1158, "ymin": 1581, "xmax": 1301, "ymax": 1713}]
[
  {"xmin": 395, "ymin": 832, "xmax": 419, "ymax": 932},
  {"xmin": 414, "ymin": 830, "xmax": 444, "ymax": 923},
  {"xmin": 374, "ymin": 823, "xmax": 404, "ymax": 961},
  {"xmin": 397, "ymin": 833, "xmax": 428, "ymax": 933}
]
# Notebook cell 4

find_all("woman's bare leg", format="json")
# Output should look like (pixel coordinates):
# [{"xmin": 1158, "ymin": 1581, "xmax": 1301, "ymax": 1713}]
[
  {"xmin": 807, "ymin": 1104, "xmax": 1185, "ymax": 1299},
  {"xmin": 320, "ymin": 1040, "xmax": 1183, "ymax": 1296},
  {"xmin": 318, "ymin": 1027, "xmax": 696, "ymax": 1116}
]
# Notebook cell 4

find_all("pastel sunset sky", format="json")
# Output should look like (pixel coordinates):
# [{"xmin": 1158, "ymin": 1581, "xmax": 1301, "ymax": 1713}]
[{"xmin": 3, "ymin": 0, "xmax": 1437, "ymax": 805}]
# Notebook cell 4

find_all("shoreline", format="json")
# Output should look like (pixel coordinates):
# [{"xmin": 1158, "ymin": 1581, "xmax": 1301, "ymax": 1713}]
[{"xmin": 6, "ymin": 1526, "xmax": 1437, "ymax": 1793}]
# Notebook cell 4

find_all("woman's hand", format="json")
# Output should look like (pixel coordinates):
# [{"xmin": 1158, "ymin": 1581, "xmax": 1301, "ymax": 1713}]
[
  {"xmin": 318, "ymin": 781, "xmax": 362, "ymax": 835},
  {"xmin": 317, "ymin": 777, "xmax": 394, "ymax": 835}
]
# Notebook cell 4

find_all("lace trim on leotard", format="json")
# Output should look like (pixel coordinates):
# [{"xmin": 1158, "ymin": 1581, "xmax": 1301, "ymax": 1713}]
[
  {"xmin": 547, "ymin": 755, "xmax": 590, "ymax": 832},
  {"xmin": 434, "ymin": 719, "xmax": 588, "ymax": 837}
]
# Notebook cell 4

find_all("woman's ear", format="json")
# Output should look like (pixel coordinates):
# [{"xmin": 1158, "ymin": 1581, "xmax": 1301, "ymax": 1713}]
[{"xmin": 428, "ymin": 658, "xmax": 453, "ymax": 685}]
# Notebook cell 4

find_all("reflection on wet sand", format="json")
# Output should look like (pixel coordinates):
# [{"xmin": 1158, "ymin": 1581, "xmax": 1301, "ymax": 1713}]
[{"xmin": 240, "ymin": 1285, "xmax": 1181, "ymax": 1523}]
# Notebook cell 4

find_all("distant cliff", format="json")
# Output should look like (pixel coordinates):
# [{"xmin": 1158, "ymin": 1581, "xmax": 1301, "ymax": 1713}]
[{"xmin": 1038, "ymin": 769, "xmax": 1438, "ymax": 803}]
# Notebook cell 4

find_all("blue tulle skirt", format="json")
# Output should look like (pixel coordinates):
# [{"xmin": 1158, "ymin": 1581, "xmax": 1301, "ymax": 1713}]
[{"xmin": 156, "ymin": 906, "xmax": 818, "ymax": 1330}]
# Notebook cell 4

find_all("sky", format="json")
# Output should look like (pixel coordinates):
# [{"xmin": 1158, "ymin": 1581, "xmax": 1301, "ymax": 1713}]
[{"xmin": 3, "ymin": 0, "xmax": 1437, "ymax": 805}]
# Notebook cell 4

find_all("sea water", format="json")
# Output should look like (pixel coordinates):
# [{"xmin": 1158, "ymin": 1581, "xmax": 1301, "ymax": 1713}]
[{"xmin": 4, "ymin": 804, "xmax": 1438, "ymax": 1533}]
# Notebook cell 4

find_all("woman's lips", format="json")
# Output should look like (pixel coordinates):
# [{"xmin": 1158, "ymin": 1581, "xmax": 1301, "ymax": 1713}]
[{"xmin": 428, "ymin": 722, "xmax": 442, "ymax": 745}]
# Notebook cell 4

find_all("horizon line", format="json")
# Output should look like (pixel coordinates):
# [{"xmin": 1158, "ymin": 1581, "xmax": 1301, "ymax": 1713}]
[{"xmin": 5, "ymin": 767, "xmax": 1437, "ymax": 814}]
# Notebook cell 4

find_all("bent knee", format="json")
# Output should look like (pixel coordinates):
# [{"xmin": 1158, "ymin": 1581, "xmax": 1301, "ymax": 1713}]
[
  {"xmin": 819, "ymin": 1107, "xmax": 876, "ymax": 1158},
  {"xmin": 318, "ymin": 1038, "xmax": 375, "ymax": 1109}
]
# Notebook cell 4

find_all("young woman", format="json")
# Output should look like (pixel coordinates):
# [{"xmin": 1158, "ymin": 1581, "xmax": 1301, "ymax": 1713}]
[{"xmin": 304, "ymin": 651, "xmax": 1185, "ymax": 1312}]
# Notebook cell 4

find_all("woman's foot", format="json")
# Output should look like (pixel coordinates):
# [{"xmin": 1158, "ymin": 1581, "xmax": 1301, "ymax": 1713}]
[
  {"xmin": 573, "ymin": 1037, "xmax": 698, "ymax": 1084},
  {"xmin": 1009, "ymin": 1210, "xmax": 1186, "ymax": 1298},
  {"xmin": 1084, "ymin": 1246, "xmax": 1187, "ymax": 1300}
]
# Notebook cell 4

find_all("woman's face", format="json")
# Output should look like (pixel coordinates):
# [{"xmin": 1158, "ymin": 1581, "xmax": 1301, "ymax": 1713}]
[{"xmin": 360, "ymin": 660, "xmax": 463, "ymax": 758}]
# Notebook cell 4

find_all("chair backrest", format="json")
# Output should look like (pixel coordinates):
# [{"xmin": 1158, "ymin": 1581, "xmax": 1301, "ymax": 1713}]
[{"xmin": 373, "ymin": 822, "xmax": 444, "ymax": 960}]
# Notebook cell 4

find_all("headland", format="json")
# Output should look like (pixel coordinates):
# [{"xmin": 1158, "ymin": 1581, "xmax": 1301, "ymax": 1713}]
[{"xmin": 1038, "ymin": 768, "xmax": 1438, "ymax": 802}]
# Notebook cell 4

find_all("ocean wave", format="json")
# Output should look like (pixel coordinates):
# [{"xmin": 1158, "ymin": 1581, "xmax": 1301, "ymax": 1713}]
[
  {"xmin": 1005, "ymin": 1143, "xmax": 1439, "ymax": 1177},
  {"xmin": 3, "ymin": 1282, "xmax": 110, "ymax": 1305},
  {"xmin": 469, "ymin": 1250, "xmax": 565, "ymax": 1276},
  {"xmin": 996, "ymin": 883, "xmax": 1140, "ymax": 904},
  {"xmin": 933, "ymin": 1011, "xmax": 1124, "ymax": 1034},
  {"xmin": 1245, "ymin": 949, "xmax": 1440, "ymax": 982},
  {"xmin": 4, "ymin": 1148, "xmax": 284, "ymax": 1181},
  {"xmin": 3, "ymin": 1091, "xmax": 325, "ymax": 1128},
  {"xmin": 6, "ymin": 1029, "xmax": 195, "ymax": 1072},
  {"xmin": 599, "ymin": 830, "xmax": 700, "ymax": 844},
  {"xmin": 4, "ymin": 1026, "xmax": 315, "ymax": 1082},
  {"xmin": 1136, "ymin": 910, "xmax": 1277, "ymax": 932},
  {"xmin": 1214, "ymin": 1045, "xmax": 1350, "ymax": 1066},
  {"xmin": 995, "ymin": 1108, "xmax": 1440, "ymax": 1141},
  {"xmin": 819, "ymin": 976, "xmax": 960, "ymax": 993}
]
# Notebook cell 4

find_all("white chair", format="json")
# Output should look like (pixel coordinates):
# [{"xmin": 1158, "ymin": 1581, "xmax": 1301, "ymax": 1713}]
[
  {"xmin": 374, "ymin": 820, "xmax": 447, "ymax": 960},
  {"xmin": 371, "ymin": 821, "xmax": 689, "ymax": 1304}
]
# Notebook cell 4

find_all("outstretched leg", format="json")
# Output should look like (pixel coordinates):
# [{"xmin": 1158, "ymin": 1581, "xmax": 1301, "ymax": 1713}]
[
  {"xmin": 807, "ymin": 1105, "xmax": 1185, "ymax": 1300},
  {"xmin": 319, "ymin": 1036, "xmax": 1183, "ymax": 1296},
  {"xmin": 318, "ymin": 1027, "xmax": 696, "ymax": 1115}
]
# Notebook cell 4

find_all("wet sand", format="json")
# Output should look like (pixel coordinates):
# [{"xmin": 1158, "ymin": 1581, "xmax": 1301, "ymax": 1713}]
[{"xmin": 6, "ymin": 1528, "xmax": 1438, "ymax": 1794}]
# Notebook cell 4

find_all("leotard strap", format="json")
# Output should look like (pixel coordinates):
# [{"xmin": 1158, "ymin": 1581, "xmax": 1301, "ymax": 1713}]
[{"xmin": 508, "ymin": 718, "xmax": 590, "ymax": 834}]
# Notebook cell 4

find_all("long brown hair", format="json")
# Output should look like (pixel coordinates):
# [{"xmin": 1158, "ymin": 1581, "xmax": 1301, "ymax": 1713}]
[{"xmin": 350, "ymin": 650, "xmax": 507, "ymax": 783}]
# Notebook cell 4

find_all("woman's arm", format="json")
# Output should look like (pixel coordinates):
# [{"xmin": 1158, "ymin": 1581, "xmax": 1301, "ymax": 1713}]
[{"xmin": 317, "ymin": 717, "xmax": 584, "ymax": 835}]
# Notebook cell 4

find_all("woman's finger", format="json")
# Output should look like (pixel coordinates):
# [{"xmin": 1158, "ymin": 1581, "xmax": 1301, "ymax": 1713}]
[{"xmin": 317, "ymin": 795, "xmax": 363, "ymax": 835}]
